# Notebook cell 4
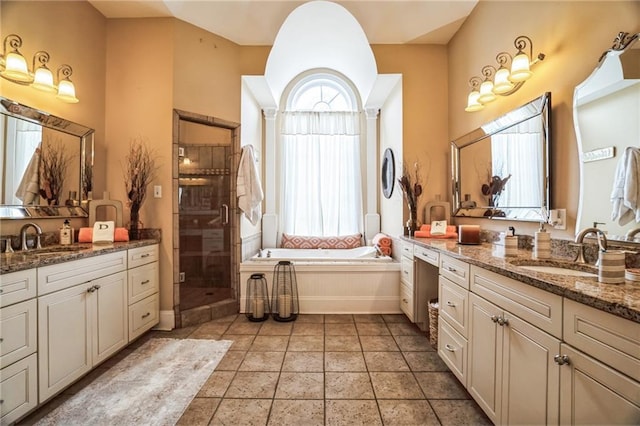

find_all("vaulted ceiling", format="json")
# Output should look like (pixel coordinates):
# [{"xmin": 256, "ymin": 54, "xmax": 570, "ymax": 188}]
[{"xmin": 88, "ymin": 0, "xmax": 478, "ymax": 45}]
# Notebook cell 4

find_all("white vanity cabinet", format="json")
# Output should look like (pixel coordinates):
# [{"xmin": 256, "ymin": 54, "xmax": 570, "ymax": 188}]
[
  {"xmin": 37, "ymin": 251, "xmax": 128, "ymax": 403},
  {"xmin": 127, "ymin": 244, "xmax": 159, "ymax": 341},
  {"xmin": 0, "ymin": 269, "xmax": 38, "ymax": 425},
  {"xmin": 400, "ymin": 241, "xmax": 415, "ymax": 321},
  {"xmin": 437, "ymin": 254, "xmax": 470, "ymax": 385},
  {"xmin": 559, "ymin": 299, "xmax": 640, "ymax": 423},
  {"xmin": 467, "ymin": 266, "xmax": 562, "ymax": 425}
]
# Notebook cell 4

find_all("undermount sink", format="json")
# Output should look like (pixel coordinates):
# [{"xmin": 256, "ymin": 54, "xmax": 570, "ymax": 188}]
[
  {"xmin": 30, "ymin": 246, "xmax": 84, "ymax": 256},
  {"xmin": 517, "ymin": 265, "xmax": 597, "ymax": 277},
  {"xmin": 509, "ymin": 259, "xmax": 598, "ymax": 277}
]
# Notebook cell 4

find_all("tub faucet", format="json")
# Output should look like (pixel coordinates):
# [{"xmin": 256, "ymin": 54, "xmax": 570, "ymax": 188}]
[
  {"xmin": 20, "ymin": 222, "xmax": 43, "ymax": 251},
  {"xmin": 573, "ymin": 226, "xmax": 607, "ymax": 264},
  {"xmin": 626, "ymin": 227, "xmax": 640, "ymax": 241}
]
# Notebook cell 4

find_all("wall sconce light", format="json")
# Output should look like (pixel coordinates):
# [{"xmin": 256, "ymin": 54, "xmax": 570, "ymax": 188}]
[
  {"xmin": 0, "ymin": 33, "xmax": 79, "ymax": 103},
  {"xmin": 465, "ymin": 35, "xmax": 544, "ymax": 112}
]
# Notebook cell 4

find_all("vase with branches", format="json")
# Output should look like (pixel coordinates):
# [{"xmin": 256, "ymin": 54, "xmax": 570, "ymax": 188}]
[
  {"xmin": 123, "ymin": 138, "xmax": 158, "ymax": 240},
  {"xmin": 397, "ymin": 161, "xmax": 423, "ymax": 235},
  {"xmin": 39, "ymin": 139, "xmax": 71, "ymax": 206}
]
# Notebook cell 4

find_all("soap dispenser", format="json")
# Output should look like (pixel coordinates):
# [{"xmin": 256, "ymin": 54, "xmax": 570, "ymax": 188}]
[
  {"xmin": 534, "ymin": 222, "xmax": 551, "ymax": 259},
  {"xmin": 504, "ymin": 226, "xmax": 518, "ymax": 256},
  {"xmin": 60, "ymin": 219, "xmax": 74, "ymax": 245}
]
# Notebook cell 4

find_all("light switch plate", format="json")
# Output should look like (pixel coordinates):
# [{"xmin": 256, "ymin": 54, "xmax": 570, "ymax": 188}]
[
  {"xmin": 154, "ymin": 185, "xmax": 162, "ymax": 198},
  {"xmin": 551, "ymin": 209, "xmax": 566, "ymax": 230}
]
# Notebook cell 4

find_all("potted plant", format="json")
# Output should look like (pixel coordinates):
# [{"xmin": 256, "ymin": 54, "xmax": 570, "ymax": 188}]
[{"xmin": 123, "ymin": 138, "xmax": 158, "ymax": 239}]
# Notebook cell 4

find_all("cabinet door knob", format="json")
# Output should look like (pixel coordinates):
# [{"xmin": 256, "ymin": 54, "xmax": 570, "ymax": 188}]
[
  {"xmin": 490, "ymin": 315, "xmax": 499, "ymax": 323},
  {"xmin": 402, "ymin": 298, "xmax": 409, "ymax": 304},
  {"xmin": 140, "ymin": 253, "xmax": 150, "ymax": 258},
  {"xmin": 497, "ymin": 317, "xmax": 509, "ymax": 326},
  {"xmin": 141, "ymin": 279, "xmax": 150, "ymax": 285},
  {"xmin": 142, "ymin": 312, "xmax": 151, "ymax": 319},
  {"xmin": 554, "ymin": 354, "xmax": 570, "ymax": 365},
  {"xmin": 94, "ymin": 284, "xmax": 101, "ymax": 291},
  {"xmin": 446, "ymin": 301, "xmax": 456, "ymax": 307},
  {"xmin": 87, "ymin": 286, "xmax": 96, "ymax": 293},
  {"xmin": 445, "ymin": 344, "xmax": 456, "ymax": 352}
]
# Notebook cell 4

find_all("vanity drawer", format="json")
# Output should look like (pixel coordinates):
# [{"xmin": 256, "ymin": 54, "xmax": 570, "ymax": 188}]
[
  {"xmin": 0, "ymin": 353, "xmax": 38, "ymax": 425},
  {"xmin": 128, "ymin": 244, "xmax": 159, "ymax": 269},
  {"xmin": 439, "ymin": 276, "xmax": 469, "ymax": 338},
  {"xmin": 438, "ymin": 317, "xmax": 468, "ymax": 387},
  {"xmin": 400, "ymin": 282, "xmax": 414, "ymax": 322},
  {"xmin": 401, "ymin": 256, "xmax": 414, "ymax": 286},
  {"xmin": 129, "ymin": 293, "xmax": 159, "ymax": 341},
  {"xmin": 414, "ymin": 245, "xmax": 439, "ymax": 266},
  {"xmin": 38, "ymin": 251, "xmax": 127, "ymax": 296},
  {"xmin": 439, "ymin": 254, "xmax": 470, "ymax": 289},
  {"xmin": 0, "ymin": 299, "xmax": 37, "ymax": 368},
  {"xmin": 0, "ymin": 269, "xmax": 36, "ymax": 308},
  {"xmin": 401, "ymin": 241, "xmax": 414, "ymax": 258},
  {"xmin": 563, "ymin": 298, "xmax": 640, "ymax": 382},
  {"xmin": 470, "ymin": 265, "xmax": 562, "ymax": 338},
  {"xmin": 128, "ymin": 262, "xmax": 159, "ymax": 305}
]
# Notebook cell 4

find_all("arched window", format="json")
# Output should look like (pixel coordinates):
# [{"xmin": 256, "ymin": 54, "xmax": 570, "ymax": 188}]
[{"xmin": 280, "ymin": 72, "xmax": 363, "ymax": 237}]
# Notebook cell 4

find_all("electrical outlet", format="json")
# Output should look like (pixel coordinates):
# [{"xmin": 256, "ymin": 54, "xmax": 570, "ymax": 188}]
[
  {"xmin": 179, "ymin": 272, "xmax": 185, "ymax": 282},
  {"xmin": 154, "ymin": 185, "xmax": 162, "ymax": 198},
  {"xmin": 551, "ymin": 209, "xmax": 567, "ymax": 230}
]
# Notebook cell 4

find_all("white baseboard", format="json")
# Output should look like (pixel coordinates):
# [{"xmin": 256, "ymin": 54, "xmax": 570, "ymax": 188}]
[{"xmin": 155, "ymin": 310, "xmax": 176, "ymax": 331}]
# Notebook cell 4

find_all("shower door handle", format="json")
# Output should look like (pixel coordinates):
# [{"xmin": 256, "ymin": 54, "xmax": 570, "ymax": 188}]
[{"xmin": 221, "ymin": 204, "xmax": 229, "ymax": 226}]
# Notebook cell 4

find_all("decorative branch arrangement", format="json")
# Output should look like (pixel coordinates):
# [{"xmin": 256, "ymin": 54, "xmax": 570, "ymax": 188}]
[
  {"xmin": 123, "ymin": 138, "xmax": 158, "ymax": 238},
  {"xmin": 39, "ymin": 139, "xmax": 71, "ymax": 205},
  {"xmin": 398, "ymin": 161, "xmax": 423, "ymax": 233}
]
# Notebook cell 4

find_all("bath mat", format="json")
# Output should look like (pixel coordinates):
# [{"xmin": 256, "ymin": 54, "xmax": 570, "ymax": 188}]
[{"xmin": 36, "ymin": 338, "xmax": 232, "ymax": 426}]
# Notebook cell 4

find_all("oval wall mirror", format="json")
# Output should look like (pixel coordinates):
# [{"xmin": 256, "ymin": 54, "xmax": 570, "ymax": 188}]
[{"xmin": 381, "ymin": 148, "xmax": 395, "ymax": 199}]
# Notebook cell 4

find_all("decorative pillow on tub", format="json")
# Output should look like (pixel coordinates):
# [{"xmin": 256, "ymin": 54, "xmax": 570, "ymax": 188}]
[{"xmin": 281, "ymin": 233, "xmax": 363, "ymax": 249}]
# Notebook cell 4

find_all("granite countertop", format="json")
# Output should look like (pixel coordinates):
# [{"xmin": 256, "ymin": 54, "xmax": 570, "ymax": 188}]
[
  {"xmin": 402, "ymin": 236, "xmax": 639, "ymax": 324},
  {"xmin": 0, "ymin": 239, "xmax": 160, "ymax": 274}
]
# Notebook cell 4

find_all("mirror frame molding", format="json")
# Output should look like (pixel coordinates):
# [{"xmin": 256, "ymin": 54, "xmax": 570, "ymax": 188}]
[
  {"xmin": 0, "ymin": 96, "xmax": 94, "ymax": 219},
  {"xmin": 451, "ymin": 92, "xmax": 551, "ymax": 222}
]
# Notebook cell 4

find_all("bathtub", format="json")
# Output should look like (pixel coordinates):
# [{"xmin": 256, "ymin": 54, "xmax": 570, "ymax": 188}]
[
  {"xmin": 252, "ymin": 246, "xmax": 393, "ymax": 262},
  {"xmin": 239, "ymin": 247, "xmax": 401, "ymax": 314}
]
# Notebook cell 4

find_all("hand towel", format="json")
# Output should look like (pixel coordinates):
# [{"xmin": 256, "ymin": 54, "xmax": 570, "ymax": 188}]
[
  {"xmin": 372, "ymin": 233, "xmax": 392, "ymax": 247},
  {"xmin": 78, "ymin": 227, "xmax": 130, "ymax": 243},
  {"xmin": 15, "ymin": 144, "xmax": 41, "ymax": 205},
  {"xmin": 414, "ymin": 224, "xmax": 458, "ymax": 239},
  {"xmin": 237, "ymin": 145, "xmax": 264, "ymax": 225},
  {"xmin": 611, "ymin": 146, "xmax": 640, "ymax": 225}
]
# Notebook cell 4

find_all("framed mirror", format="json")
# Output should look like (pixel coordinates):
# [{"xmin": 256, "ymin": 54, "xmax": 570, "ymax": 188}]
[
  {"xmin": 381, "ymin": 147, "xmax": 395, "ymax": 199},
  {"xmin": 451, "ymin": 92, "xmax": 551, "ymax": 221},
  {"xmin": 0, "ymin": 97, "xmax": 94, "ymax": 219},
  {"xmin": 574, "ymin": 32, "xmax": 639, "ymax": 243}
]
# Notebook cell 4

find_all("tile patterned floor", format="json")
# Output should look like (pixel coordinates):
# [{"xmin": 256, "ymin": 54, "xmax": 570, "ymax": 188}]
[{"xmin": 20, "ymin": 314, "xmax": 491, "ymax": 426}]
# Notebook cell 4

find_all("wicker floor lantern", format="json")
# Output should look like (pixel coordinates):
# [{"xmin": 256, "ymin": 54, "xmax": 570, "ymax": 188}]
[
  {"xmin": 245, "ymin": 273, "xmax": 270, "ymax": 322},
  {"xmin": 271, "ymin": 260, "xmax": 299, "ymax": 322}
]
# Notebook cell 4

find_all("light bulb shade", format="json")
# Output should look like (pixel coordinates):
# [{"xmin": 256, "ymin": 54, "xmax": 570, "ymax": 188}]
[
  {"xmin": 478, "ymin": 80, "xmax": 496, "ymax": 103},
  {"xmin": 493, "ymin": 67, "xmax": 514, "ymax": 94},
  {"xmin": 1, "ymin": 51, "xmax": 32, "ymax": 82},
  {"xmin": 465, "ymin": 90, "xmax": 484, "ymax": 112},
  {"xmin": 510, "ymin": 52, "xmax": 532, "ymax": 82},
  {"xmin": 31, "ymin": 66, "xmax": 56, "ymax": 93},
  {"xmin": 56, "ymin": 79, "xmax": 79, "ymax": 103}
]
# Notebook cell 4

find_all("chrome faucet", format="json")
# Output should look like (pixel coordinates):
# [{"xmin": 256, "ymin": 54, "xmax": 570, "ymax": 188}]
[
  {"xmin": 573, "ymin": 226, "xmax": 607, "ymax": 264},
  {"xmin": 20, "ymin": 222, "xmax": 43, "ymax": 251},
  {"xmin": 626, "ymin": 227, "xmax": 640, "ymax": 241}
]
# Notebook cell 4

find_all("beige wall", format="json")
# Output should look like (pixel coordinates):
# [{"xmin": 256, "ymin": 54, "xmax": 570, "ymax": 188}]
[
  {"xmin": 373, "ymin": 44, "xmax": 450, "ymax": 223},
  {"xmin": 105, "ymin": 18, "xmax": 175, "ymax": 311},
  {"xmin": 448, "ymin": 0, "xmax": 640, "ymax": 237}
]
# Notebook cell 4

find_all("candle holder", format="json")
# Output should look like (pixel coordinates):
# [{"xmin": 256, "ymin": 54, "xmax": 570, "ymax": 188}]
[
  {"xmin": 245, "ymin": 273, "xmax": 270, "ymax": 322},
  {"xmin": 271, "ymin": 261, "xmax": 299, "ymax": 322}
]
